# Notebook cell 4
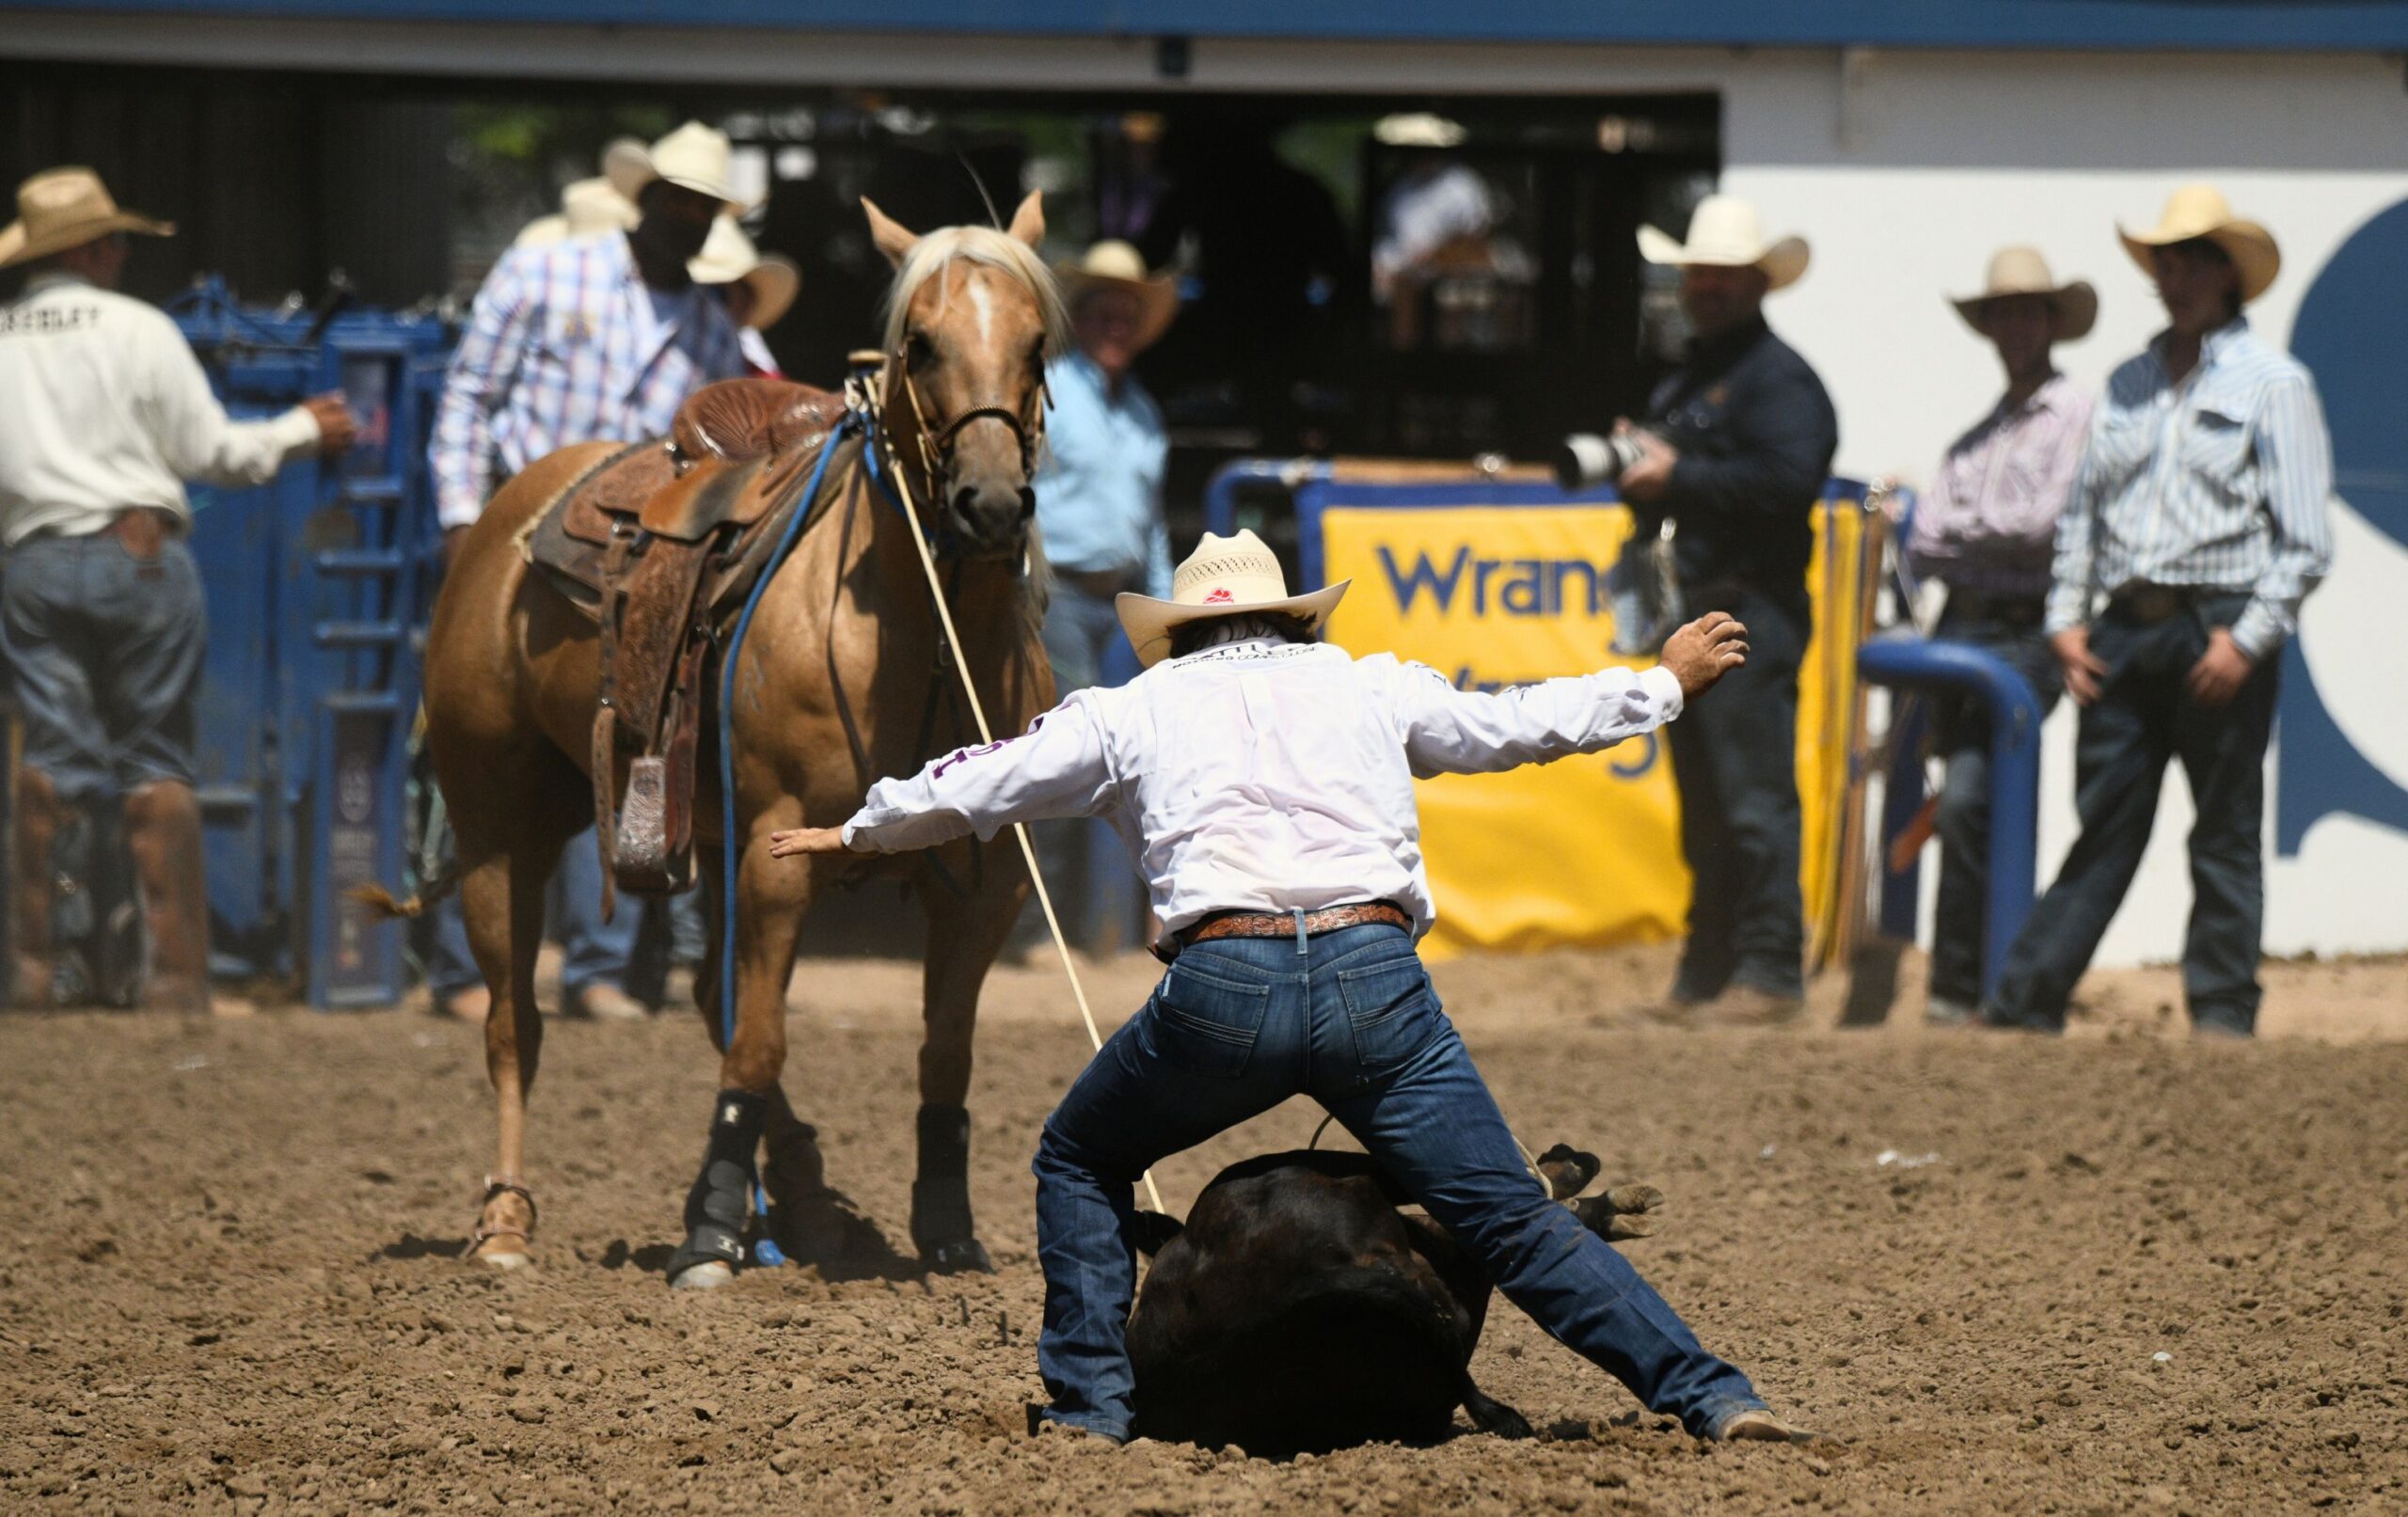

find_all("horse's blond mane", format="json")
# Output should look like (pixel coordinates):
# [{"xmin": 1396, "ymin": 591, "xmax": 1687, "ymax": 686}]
[{"xmin": 879, "ymin": 225, "xmax": 1072, "ymax": 358}]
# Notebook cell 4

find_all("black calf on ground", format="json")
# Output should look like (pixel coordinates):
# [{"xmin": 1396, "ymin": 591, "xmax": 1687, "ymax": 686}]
[{"xmin": 1124, "ymin": 1144, "xmax": 1665, "ymax": 1455}]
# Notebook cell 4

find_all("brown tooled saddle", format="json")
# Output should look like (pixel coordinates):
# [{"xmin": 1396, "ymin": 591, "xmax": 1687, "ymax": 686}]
[{"xmin": 519, "ymin": 378, "xmax": 856, "ymax": 908}]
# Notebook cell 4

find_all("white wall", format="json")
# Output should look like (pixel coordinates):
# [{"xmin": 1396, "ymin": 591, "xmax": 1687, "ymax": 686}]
[{"xmin": 1717, "ymin": 49, "xmax": 2408, "ymax": 965}]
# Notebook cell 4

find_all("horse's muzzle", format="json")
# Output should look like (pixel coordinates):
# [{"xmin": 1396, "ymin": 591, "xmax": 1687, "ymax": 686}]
[{"xmin": 939, "ymin": 480, "xmax": 1037, "ymax": 561}]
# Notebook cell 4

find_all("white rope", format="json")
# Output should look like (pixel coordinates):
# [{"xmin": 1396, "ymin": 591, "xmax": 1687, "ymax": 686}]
[{"xmin": 876, "ymin": 414, "xmax": 1167, "ymax": 1219}]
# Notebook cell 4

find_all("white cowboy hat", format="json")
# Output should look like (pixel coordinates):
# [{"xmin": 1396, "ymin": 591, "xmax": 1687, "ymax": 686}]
[
  {"xmin": 512, "ymin": 176, "xmax": 642, "ymax": 248},
  {"xmin": 0, "ymin": 166, "xmax": 174, "ymax": 270},
  {"xmin": 1951, "ymin": 246, "xmax": 2098, "ymax": 342},
  {"xmin": 2117, "ymin": 182, "xmax": 2280, "ymax": 304},
  {"xmin": 689, "ymin": 215, "xmax": 800, "ymax": 331},
  {"xmin": 1637, "ymin": 194, "xmax": 1811, "ymax": 291},
  {"xmin": 606, "ymin": 120, "xmax": 753, "ymax": 214},
  {"xmin": 1117, "ymin": 529, "xmax": 1350, "ymax": 669},
  {"xmin": 1054, "ymin": 240, "xmax": 1180, "ymax": 353}
]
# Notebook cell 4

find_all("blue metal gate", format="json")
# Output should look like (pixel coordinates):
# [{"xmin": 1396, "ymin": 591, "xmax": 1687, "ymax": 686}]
[{"xmin": 171, "ymin": 281, "xmax": 451, "ymax": 1007}]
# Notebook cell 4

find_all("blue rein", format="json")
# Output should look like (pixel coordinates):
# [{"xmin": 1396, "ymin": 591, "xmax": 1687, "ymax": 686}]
[{"xmin": 714, "ymin": 413, "xmax": 863, "ymax": 1049}]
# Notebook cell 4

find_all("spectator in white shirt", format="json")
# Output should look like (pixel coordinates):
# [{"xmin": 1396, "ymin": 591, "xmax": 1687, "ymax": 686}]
[
  {"xmin": 766, "ymin": 529, "xmax": 1805, "ymax": 1448},
  {"xmin": 0, "ymin": 166, "xmax": 353, "ymax": 1014}
]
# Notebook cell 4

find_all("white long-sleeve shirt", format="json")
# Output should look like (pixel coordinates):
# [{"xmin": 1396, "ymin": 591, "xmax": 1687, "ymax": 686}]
[
  {"xmin": 843, "ymin": 638, "xmax": 1686, "ymax": 940},
  {"xmin": 0, "ymin": 273, "xmax": 324, "ymax": 546}
]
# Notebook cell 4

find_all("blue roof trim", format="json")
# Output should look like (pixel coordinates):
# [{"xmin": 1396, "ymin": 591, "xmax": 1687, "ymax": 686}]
[{"xmin": 11, "ymin": 0, "xmax": 2408, "ymax": 51}]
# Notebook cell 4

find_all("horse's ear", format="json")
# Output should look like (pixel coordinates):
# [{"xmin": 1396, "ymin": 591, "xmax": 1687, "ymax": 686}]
[
  {"xmin": 1006, "ymin": 191, "xmax": 1045, "ymax": 250},
  {"xmin": 861, "ymin": 197, "xmax": 919, "ymax": 268}
]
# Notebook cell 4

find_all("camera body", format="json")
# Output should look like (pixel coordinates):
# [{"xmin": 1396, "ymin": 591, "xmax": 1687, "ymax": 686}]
[{"xmin": 1553, "ymin": 431, "xmax": 1652, "ymax": 492}]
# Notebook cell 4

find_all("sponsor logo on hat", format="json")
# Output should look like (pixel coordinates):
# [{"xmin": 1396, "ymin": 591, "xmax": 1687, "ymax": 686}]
[{"xmin": 1204, "ymin": 588, "xmax": 1233, "ymax": 603}]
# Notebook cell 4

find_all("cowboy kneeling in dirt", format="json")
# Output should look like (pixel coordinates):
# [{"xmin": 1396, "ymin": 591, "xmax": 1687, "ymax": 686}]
[{"xmin": 770, "ymin": 529, "xmax": 1804, "ymax": 1446}]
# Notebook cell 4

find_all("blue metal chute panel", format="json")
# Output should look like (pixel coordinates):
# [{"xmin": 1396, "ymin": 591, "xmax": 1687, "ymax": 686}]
[
  {"xmin": 182, "ymin": 332, "xmax": 317, "ymax": 982},
  {"xmin": 294, "ymin": 328, "xmax": 422, "ymax": 1007},
  {"xmin": 170, "ymin": 282, "xmax": 453, "ymax": 1006}
]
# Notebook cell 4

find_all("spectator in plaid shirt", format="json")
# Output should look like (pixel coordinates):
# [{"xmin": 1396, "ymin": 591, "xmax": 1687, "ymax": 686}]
[{"xmin": 424, "ymin": 122, "xmax": 751, "ymax": 1024}]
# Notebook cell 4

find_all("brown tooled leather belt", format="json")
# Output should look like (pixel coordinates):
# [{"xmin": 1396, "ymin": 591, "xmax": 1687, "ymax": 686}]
[{"xmin": 1168, "ymin": 901, "xmax": 1413, "ymax": 959}]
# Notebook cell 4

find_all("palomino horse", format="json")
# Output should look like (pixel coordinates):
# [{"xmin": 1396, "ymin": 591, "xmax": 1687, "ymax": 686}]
[{"xmin": 420, "ymin": 195, "xmax": 1064, "ymax": 1287}]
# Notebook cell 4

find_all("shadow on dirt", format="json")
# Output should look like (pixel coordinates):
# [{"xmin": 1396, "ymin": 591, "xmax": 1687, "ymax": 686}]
[{"xmin": 376, "ymin": 1234, "xmax": 468, "ymax": 1261}]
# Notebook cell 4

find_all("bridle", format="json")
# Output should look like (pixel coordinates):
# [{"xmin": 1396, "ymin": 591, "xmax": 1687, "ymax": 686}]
[{"xmin": 888, "ymin": 340, "xmax": 1051, "ymax": 493}]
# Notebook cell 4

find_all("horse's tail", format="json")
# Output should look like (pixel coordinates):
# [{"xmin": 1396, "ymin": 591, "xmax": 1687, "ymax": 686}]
[{"xmin": 348, "ymin": 859, "xmax": 461, "ymax": 920}]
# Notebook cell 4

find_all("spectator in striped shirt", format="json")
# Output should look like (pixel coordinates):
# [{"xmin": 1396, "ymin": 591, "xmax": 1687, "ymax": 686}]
[
  {"xmin": 424, "ymin": 121, "xmax": 752, "ymax": 1025},
  {"xmin": 1909, "ymin": 247, "xmax": 2097, "ymax": 1025},
  {"xmin": 1984, "ymin": 185, "xmax": 2335, "ymax": 1038}
]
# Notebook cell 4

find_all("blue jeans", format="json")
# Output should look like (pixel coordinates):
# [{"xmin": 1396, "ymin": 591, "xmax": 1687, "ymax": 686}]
[
  {"xmin": 0, "ymin": 532, "xmax": 204, "ymax": 799},
  {"xmin": 1926, "ymin": 602, "xmax": 2061, "ymax": 1007},
  {"xmin": 1030, "ymin": 578, "xmax": 1143, "ymax": 944},
  {"xmin": 1032, "ymin": 923, "xmax": 1766, "ymax": 1443},
  {"xmin": 1988, "ymin": 593, "xmax": 2275, "ymax": 1035},
  {"xmin": 426, "ymin": 827, "xmax": 642, "ymax": 1002},
  {"xmin": 1665, "ymin": 582, "xmax": 1806, "ymax": 998}
]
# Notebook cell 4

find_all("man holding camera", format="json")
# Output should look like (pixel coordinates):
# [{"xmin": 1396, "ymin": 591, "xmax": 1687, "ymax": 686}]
[{"xmin": 1611, "ymin": 195, "xmax": 1837, "ymax": 1025}]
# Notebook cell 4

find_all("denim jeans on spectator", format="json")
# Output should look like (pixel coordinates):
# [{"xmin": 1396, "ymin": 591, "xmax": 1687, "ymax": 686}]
[
  {"xmin": 1031, "ymin": 923, "xmax": 1767, "ymax": 1443},
  {"xmin": 1925, "ymin": 601, "xmax": 2061, "ymax": 1007},
  {"xmin": 1987, "ymin": 593, "xmax": 2275, "ymax": 1035},
  {"xmin": 0, "ymin": 532, "xmax": 205, "ymax": 798},
  {"xmin": 1665, "ymin": 582, "xmax": 1807, "ymax": 999},
  {"xmin": 1029, "ymin": 578, "xmax": 1139, "ymax": 944},
  {"xmin": 425, "ymin": 827, "xmax": 642, "ymax": 1003}
]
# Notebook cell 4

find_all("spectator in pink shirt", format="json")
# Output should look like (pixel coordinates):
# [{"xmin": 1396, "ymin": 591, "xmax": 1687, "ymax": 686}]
[{"xmin": 1908, "ymin": 248, "xmax": 2097, "ymax": 1023}]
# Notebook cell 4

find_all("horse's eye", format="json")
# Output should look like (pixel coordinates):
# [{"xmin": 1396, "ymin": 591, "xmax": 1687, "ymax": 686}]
[{"xmin": 907, "ymin": 330, "xmax": 936, "ymax": 362}]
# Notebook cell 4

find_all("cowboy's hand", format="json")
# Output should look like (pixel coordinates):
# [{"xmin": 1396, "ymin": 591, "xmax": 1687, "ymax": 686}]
[
  {"xmin": 303, "ymin": 392, "xmax": 358, "ymax": 457},
  {"xmin": 2185, "ymin": 627, "xmax": 2254, "ymax": 709},
  {"xmin": 768, "ymin": 826, "xmax": 852, "ymax": 858},
  {"xmin": 1659, "ymin": 612, "xmax": 1749, "ymax": 700},
  {"xmin": 1611, "ymin": 420, "xmax": 1678, "ymax": 504},
  {"xmin": 2052, "ymin": 625, "xmax": 2110, "ymax": 706}
]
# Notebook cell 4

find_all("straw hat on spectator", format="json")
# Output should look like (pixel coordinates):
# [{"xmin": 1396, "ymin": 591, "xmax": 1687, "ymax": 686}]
[
  {"xmin": 689, "ymin": 215, "xmax": 800, "ymax": 331},
  {"xmin": 607, "ymin": 121, "xmax": 753, "ymax": 214},
  {"xmin": 1951, "ymin": 246, "xmax": 2098, "ymax": 342},
  {"xmin": 0, "ymin": 166, "xmax": 174, "ymax": 269},
  {"xmin": 2117, "ymin": 182, "xmax": 2280, "ymax": 303},
  {"xmin": 1117, "ymin": 529, "xmax": 1349, "ymax": 669},
  {"xmin": 513, "ymin": 176, "xmax": 642, "ymax": 249},
  {"xmin": 1054, "ymin": 240, "xmax": 1180, "ymax": 352},
  {"xmin": 1637, "ymin": 194, "xmax": 1810, "ymax": 291}
]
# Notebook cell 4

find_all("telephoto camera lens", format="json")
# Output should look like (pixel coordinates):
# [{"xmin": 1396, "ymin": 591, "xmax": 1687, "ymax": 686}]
[{"xmin": 1553, "ymin": 431, "xmax": 1651, "ymax": 492}]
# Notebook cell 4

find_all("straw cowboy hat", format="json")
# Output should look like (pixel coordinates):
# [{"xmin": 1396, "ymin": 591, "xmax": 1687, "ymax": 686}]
[
  {"xmin": 2118, "ymin": 182, "xmax": 2280, "ymax": 303},
  {"xmin": 0, "ymin": 166, "xmax": 174, "ymax": 270},
  {"xmin": 1951, "ymin": 246, "xmax": 2098, "ymax": 342},
  {"xmin": 1637, "ymin": 194, "xmax": 1810, "ymax": 291},
  {"xmin": 513, "ymin": 176, "xmax": 642, "ymax": 249},
  {"xmin": 606, "ymin": 120, "xmax": 753, "ymax": 213},
  {"xmin": 1117, "ymin": 529, "xmax": 1350, "ymax": 669},
  {"xmin": 1054, "ymin": 240, "xmax": 1180, "ymax": 352},
  {"xmin": 689, "ymin": 215, "xmax": 800, "ymax": 331}
]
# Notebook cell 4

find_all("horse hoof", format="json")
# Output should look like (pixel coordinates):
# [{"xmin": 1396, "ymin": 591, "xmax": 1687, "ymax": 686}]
[
  {"xmin": 670, "ymin": 1260, "xmax": 737, "ymax": 1291},
  {"xmin": 923, "ymin": 1239, "xmax": 994, "ymax": 1275},
  {"xmin": 476, "ymin": 1249, "xmax": 532, "ymax": 1272}
]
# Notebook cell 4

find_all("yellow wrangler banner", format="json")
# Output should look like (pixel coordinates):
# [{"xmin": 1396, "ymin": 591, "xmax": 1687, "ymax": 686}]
[{"xmin": 1310, "ymin": 479, "xmax": 1877, "ymax": 962}]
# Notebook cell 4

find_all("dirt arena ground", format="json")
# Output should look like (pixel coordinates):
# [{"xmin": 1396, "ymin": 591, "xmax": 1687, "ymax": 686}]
[{"xmin": 4, "ymin": 944, "xmax": 2403, "ymax": 1514}]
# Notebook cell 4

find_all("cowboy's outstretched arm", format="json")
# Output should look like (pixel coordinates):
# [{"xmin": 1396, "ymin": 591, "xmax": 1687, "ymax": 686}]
[
  {"xmin": 1390, "ymin": 612, "xmax": 1747, "ymax": 777},
  {"xmin": 1390, "ymin": 662, "xmax": 1683, "ymax": 778},
  {"xmin": 769, "ymin": 698, "xmax": 1113, "ymax": 857}
]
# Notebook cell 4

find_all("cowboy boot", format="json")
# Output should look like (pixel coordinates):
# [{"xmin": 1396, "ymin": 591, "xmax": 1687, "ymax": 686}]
[
  {"xmin": 122, "ymin": 780, "xmax": 211, "ymax": 1015},
  {"xmin": 9, "ymin": 766, "xmax": 60, "ymax": 1007}
]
